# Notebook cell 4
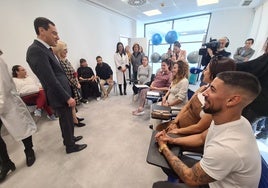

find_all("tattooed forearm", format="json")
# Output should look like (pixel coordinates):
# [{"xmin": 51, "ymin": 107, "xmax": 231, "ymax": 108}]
[
  {"xmin": 191, "ymin": 163, "xmax": 215, "ymax": 184},
  {"xmin": 163, "ymin": 148, "xmax": 215, "ymax": 186}
]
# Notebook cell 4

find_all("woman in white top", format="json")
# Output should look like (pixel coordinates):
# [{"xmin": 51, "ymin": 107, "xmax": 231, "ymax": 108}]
[
  {"xmin": 133, "ymin": 56, "xmax": 152, "ymax": 94},
  {"xmin": 150, "ymin": 61, "xmax": 189, "ymax": 127},
  {"xmin": 114, "ymin": 42, "xmax": 129, "ymax": 95},
  {"xmin": 161, "ymin": 61, "xmax": 189, "ymax": 109}
]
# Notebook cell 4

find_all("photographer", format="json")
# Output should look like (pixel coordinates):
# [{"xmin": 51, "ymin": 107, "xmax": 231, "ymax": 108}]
[
  {"xmin": 200, "ymin": 37, "xmax": 231, "ymax": 68},
  {"xmin": 199, "ymin": 37, "xmax": 231, "ymax": 86}
]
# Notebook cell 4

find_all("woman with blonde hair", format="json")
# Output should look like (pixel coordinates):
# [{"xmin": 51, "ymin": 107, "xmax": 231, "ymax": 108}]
[{"xmin": 52, "ymin": 41, "xmax": 85, "ymax": 127}]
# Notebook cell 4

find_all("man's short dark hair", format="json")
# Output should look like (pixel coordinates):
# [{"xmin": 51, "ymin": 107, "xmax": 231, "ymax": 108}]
[
  {"xmin": 80, "ymin": 58, "xmax": 86, "ymax": 64},
  {"xmin": 34, "ymin": 17, "xmax": 55, "ymax": 35},
  {"xmin": 217, "ymin": 71, "xmax": 261, "ymax": 100},
  {"xmin": 96, "ymin": 56, "xmax": 102, "ymax": 60},
  {"xmin": 246, "ymin": 38, "xmax": 254, "ymax": 44}
]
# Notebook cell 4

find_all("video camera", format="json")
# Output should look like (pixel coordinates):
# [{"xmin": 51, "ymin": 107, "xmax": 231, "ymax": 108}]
[{"xmin": 199, "ymin": 38, "xmax": 220, "ymax": 56}]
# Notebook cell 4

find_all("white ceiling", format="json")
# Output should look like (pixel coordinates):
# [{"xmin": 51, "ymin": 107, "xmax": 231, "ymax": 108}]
[{"xmin": 85, "ymin": 0, "xmax": 266, "ymax": 22}]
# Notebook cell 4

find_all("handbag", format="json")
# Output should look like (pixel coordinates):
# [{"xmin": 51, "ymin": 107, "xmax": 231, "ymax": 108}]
[{"xmin": 151, "ymin": 109, "xmax": 172, "ymax": 120}]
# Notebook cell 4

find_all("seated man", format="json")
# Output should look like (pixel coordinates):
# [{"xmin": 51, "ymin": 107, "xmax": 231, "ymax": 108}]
[
  {"xmin": 95, "ymin": 56, "xmax": 114, "ymax": 99},
  {"xmin": 233, "ymin": 38, "xmax": 255, "ymax": 63},
  {"xmin": 155, "ymin": 71, "xmax": 261, "ymax": 187},
  {"xmin": 12, "ymin": 65, "xmax": 56, "ymax": 120},
  {"xmin": 77, "ymin": 58, "xmax": 101, "ymax": 102}
]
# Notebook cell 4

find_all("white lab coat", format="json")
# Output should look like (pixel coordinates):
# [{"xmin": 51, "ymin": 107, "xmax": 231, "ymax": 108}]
[
  {"xmin": 0, "ymin": 57, "xmax": 36, "ymax": 141},
  {"xmin": 114, "ymin": 53, "xmax": 129, "ymax": 84}
]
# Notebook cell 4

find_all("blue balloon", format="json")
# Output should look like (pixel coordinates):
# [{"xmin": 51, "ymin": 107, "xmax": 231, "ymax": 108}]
[
  {"xmin": 165, "ymin": 31, "xmax": 178, "ymax": 44},
  {"xmin": 151, "ymin": 33, "xmax": 162, "ymax": 45}
]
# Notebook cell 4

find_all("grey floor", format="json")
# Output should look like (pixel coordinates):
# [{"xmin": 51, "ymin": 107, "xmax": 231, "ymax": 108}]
[{"xmin": 1, "ymin": 85, "xmax": 166, "ymax": 188}]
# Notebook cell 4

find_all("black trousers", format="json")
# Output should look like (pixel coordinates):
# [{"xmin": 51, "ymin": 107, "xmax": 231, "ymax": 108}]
[
  {"xmin": 80, "ymin": 81, "xmax": 101, "ymax": 99},
  {"xmin": 54, "ymin": 106, "xmax": 75, "ymax": 148},
  {"xmin": 0, "ymin": 119, "xmax": 33, "ymax": 163}
]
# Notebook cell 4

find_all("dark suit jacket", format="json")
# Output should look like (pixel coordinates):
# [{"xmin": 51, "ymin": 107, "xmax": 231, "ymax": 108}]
[
  {"xmin": 26, "ymin": 40, "xmax": 71, "ymax": 108},
  {"xmin": 236, "ymin": 53, "xmax": 268, "ymax": 117}
]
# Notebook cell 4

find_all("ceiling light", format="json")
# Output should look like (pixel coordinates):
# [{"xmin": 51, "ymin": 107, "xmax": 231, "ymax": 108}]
[
  {"xmin": 197, "ymin": 0, "xmax": 219, "ymax": 6},
  {"xmin": 128, "ymin": 0, "xmax": 146, "ymax": 6},
  {"xmin": 143, "ymin": 9, "xmax": 162, "ymax": 16}
]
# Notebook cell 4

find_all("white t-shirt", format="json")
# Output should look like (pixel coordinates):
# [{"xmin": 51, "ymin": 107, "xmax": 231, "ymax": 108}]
[
  {"xmin": 200, "ymin": 117, "xmax": 261, "ymax": 188},
  {"xmin": 13, "ymin": 77, "xmax": 40, "ymax": 96}
]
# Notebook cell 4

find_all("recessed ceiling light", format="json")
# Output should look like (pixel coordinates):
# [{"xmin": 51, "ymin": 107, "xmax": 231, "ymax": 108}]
[
  {"xmin": 143, "ymin": 9, "xmax": 162, "ymax": 16},
  {"xmin": 197, "ymin": 0, "xmax": 219, "ymax": 6},
  {"xmin": 128, "ymin": 0, "xmax": 146, "ymax": 6}
]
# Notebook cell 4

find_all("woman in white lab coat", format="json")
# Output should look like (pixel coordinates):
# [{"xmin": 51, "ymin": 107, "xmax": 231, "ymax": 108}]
[
  {"xmin": 0, "ymin": 57, "xmax": 36, "ymax": 182},
  {"xmin": 114, "ymin": 42, "xmax": 129, "ymax": 95}
]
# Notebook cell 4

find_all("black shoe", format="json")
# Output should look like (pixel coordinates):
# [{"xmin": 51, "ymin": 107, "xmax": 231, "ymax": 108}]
[
  {"xmin": 66, "ymin": 144, "xmax": 87, "ymax": 154},
  {"xmin": 74, "ymin": 122, "xmax": 86, "ymax": 127},
  {"xmin": 0, "ymin": 160, "xmax": 16, "ymax": 182},
  {"xmin": 80, "ymin": 99, "xmax": 88, "ymax": 104},
  {"xmin": 74, "ymin": 136, "xmax": 83, "ymax": 142},
  {"xmin": 149, "ymin": 125, "xmax": 153, "ymax": 130},
  {"xmin": 24, "ymin": 149, "xmax": 35, "ymax": 167},
  {"xmin": 120, "ymin": 92, "xmax": 123, "ymax": 95},
  {"xmin": 124, "ymin": 92, "xmax": 127, "ymax": 95},
  {"xmin": 77, "ymin": 117, "xmax": 84, "ymax": 122}
]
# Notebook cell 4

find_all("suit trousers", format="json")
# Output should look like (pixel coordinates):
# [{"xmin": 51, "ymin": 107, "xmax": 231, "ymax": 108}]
[{"xmin": 54, "ymin": 106, "xmax": 75, "ymax": 147}]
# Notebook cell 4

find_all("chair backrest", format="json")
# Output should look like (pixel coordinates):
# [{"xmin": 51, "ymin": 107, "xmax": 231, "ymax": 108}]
[
  {"xmin": 259, "ymin": 156, "xmax": 268, "ymax": 188},
  {"xmin": 148, "ymin": 73, "xmax": 156, "ymax": 86},
  {"xmin": 187, "ymin": 89, "xmax": 195, "ymax": 100}
]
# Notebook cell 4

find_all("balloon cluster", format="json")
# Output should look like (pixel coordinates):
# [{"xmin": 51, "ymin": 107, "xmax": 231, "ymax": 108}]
[{"xmin": 151, "ymin": 31, "xmax": 179, "ymax": 45}]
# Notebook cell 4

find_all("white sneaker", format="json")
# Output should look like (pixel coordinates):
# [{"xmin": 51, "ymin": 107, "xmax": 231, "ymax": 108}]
[
  {"xmin": 132, "ymin": 110, "xmax": 145, "ymax": 116},
  {"xmin": 47, "ymin": 114, "xmax": 57, "ymax": 121},
  {"xmin": 34, "ymin": 109, "xmax": 42, "ymax": 117},
  {"xmin": 96, "ymin": 97, "xmax": 101, "ymax": 101}
]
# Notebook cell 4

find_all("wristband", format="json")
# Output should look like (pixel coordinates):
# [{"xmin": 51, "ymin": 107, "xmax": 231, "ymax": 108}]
[{"xmin": 158, "ymin": 144, "xmax": 168, "ymax": 153}]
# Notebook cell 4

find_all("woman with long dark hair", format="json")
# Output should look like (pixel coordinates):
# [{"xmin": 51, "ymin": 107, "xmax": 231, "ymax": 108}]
[{"xmin": 114, "ymin": 42, "xmax": 129, "ymax": 95}]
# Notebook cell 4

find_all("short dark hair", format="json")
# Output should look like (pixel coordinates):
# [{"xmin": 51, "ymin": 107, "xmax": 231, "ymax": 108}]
[
  {"xmin": 96, "ymin": 56, "xmax": 102, "ymax": 60},
  {"xmin": 80, "ymin": 58, "xmax": 86, "ymax": 64},
  {"xmin": 208, "ymin": 57, "xmax": 236, "ymax": 80},
  {"xmin": 12, "ymin": 65, "xmax": 21, "ymax": 77},
  {"xmin": 34, "ymin": 17, "xmax": 55, "ymax": 35},
  {"xmin": 173, "ymin": 41, "xmax": 181, "ymax": 48},
  {"xmin": 217, "ymin": 71, "xmax": 261, "ymax": 101},
  {"xmin": 246, "ymin": 38, "xmax": 254, "ymax": 44}
]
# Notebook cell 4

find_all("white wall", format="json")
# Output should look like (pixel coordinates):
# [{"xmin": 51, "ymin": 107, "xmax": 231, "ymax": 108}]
[
  {"xmin": 0, "ymin": 0, "xmax": 136, "ymax": 78},
  {"xmin": 206, "ymin": 8, "xmax": 255, "ymax": 57}
]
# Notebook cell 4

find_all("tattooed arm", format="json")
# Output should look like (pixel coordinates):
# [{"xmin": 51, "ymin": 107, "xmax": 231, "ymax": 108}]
[{"xmin": 156, "ymin": 130, "xmax": 215, "ymax": 186}]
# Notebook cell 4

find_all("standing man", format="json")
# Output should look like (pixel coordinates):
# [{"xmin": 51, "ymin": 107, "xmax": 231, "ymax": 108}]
[
  {"xmin": 26, "ymin": 17, "xmax": 87, "ymax": 154},
  {"xmin": 95, "ymin": 56, "xmax": 114, "ymax": 99},
  {"xmin": 155, "ymin": 71, "xmax": 261, "ymax": 187},
  {"xmin": 233, "ymin": 38, "xmax": 255, "ymax": 63}
]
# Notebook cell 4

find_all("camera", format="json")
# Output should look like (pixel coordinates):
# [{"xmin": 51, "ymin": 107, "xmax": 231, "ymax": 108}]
[{"xmin": 199, "ymin": 38, "xmax": 220, "ymax": 56}]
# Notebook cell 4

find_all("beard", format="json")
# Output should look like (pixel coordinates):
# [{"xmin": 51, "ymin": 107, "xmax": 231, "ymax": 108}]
[{"xmin": 202, "ymin": 100, "xmax": 221, "ymax": 114}]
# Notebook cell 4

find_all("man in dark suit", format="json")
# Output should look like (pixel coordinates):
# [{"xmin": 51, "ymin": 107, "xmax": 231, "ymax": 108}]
[{"xmin": 26, "ymin": 17, "xmax": 87, "ymax": 154}]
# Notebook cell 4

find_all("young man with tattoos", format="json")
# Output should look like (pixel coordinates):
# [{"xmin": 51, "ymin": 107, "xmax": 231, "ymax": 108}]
[{"xmin": 155, "ymin": 71, "xmax": 261, "ymax": 188}]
